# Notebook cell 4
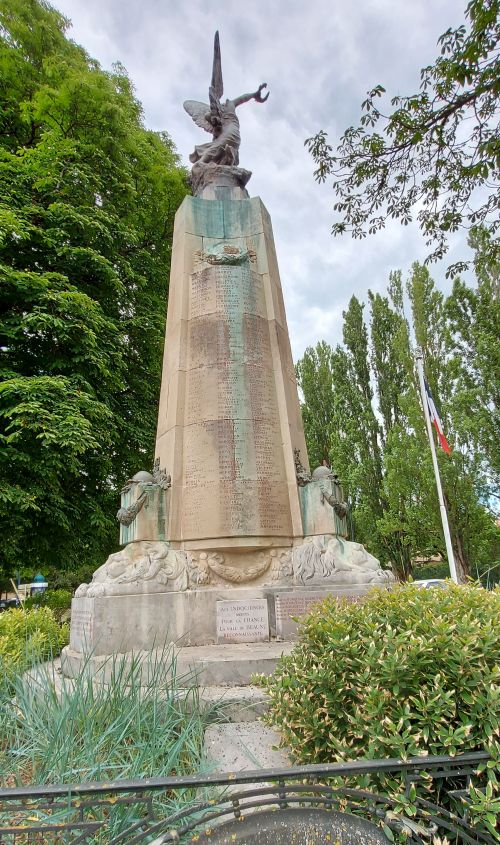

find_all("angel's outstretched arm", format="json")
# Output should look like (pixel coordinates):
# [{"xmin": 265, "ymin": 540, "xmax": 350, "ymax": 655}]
[{"xmin": 233, "ymin": 83, "xmax": 269, "ymax": 108}]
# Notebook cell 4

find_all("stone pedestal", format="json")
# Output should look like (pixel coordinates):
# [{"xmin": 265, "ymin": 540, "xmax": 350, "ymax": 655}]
[
  {"xmin": 299, "ymin": 476, "xmax": 348, "ymax": 538},
  {"xmin": 67, "ymin": 583, "xmax": 371, "ymax": 655},
  {"xmin": 118, "ymin": 482, "xmax": 169, "ymax": 545},
  {"xmin": 61, "ymin": 582, "xmax": 374, "ymax": 682}
]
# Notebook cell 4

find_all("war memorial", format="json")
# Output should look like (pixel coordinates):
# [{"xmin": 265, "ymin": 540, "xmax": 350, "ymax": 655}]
[{"xmin": 61, "ymin": 33, "xmax": 392, "ymax": 684}]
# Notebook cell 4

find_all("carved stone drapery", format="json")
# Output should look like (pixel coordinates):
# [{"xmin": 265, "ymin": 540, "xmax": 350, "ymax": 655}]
[
  {"xmin": 276, "ymin": 537, "xmax": 394, "ymax": 587},
  {"xmin": 75, "ymin": 541, "xmax": 189, "ymax": 597}
]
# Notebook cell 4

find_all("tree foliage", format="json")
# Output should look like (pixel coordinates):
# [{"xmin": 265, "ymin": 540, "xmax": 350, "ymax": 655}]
[
  {"xmin": 305, "ymin": 0, "xmax": 500, "ymax": 274},
  {"xmin": 296, "ymin": 251, "xmax": 499, "ymax": 582},
  {"xmin": 446, "ymin": 227, "xmax": 500, "ymax": 481},
  {"xmin": 295, "ymin": 342, "xmax": 336, "ymax": 468},
  {"xmin": 0, "ymin": 0, "xmax": 188, "ymax": 580}
]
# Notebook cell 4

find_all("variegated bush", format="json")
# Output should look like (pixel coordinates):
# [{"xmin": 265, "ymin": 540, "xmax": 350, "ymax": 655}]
[
  {"xmin": 0, "ymin": 607, "xmax": 68, "ymax": 678},
  {"xmin": 260, "ymin": 583, "xmax": 499, "ymax": 763}
]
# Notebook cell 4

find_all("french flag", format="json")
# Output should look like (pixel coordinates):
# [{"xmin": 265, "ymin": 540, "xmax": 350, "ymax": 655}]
[{"xmin": 424, "ymin": 380, "xmax": 452, "ymax": 454}]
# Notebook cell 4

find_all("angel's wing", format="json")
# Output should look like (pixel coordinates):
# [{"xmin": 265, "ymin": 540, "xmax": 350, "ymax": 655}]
[{"xmin": 183, "ymin": 100, "xmax": 213, "ymax": 133}]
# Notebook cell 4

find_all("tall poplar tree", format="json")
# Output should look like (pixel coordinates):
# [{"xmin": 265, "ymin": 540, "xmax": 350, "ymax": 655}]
[
  {"xmin": 295, "ymin": 341, "xmax": 336, "ymax": 469},
  {"xmin": 297, "ymin": 258, "xmax": 499, "ymax": 582}
]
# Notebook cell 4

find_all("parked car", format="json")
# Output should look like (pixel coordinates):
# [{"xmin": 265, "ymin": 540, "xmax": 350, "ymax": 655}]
[
  {"xmin": 0, "ymin": 597, "xmax": 21, "ymax": 612},
  {"xmin": 413, "ymin": 579, "xmax": 449, "ymax": 589}
]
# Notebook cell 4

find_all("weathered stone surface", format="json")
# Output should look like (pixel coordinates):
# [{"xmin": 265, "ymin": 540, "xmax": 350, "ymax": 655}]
[
  {"xmin": 155, "ymin": 195, "xmax": 309, "ymax": 549},
  {"xmin": 287, "ymin": 536, "xmax": 394, "ymax": 587},
  {"xmin": 203, "ymin": 722, "xmax": 290, "ymax": 772},
  {"xmin": 188, "ymin": 549, "xmax": 281, "ymax": 586},
  {"xmin": 74, "ymin": 541, "xmax": 189, "ymax": 598},
  {"xmin": 61, "ymin": 642, "xmax": 294, "ymax": 686},
  {"xmin": 67, "ymin": 584, "xmax": 376, "ymax": 659}
]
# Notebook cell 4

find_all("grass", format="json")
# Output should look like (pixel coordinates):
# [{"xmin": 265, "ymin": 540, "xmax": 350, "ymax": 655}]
[{"xmin": 0, "ymin": 647, "xmax": 219, "ymax": 840}]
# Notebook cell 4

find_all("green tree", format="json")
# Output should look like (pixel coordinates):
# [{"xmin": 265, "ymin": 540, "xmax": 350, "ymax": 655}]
[
  {"xmin": 367, "ymin": 277, "xmax": 417, "ymax": 579},
  {"xmin": 297, "ymin": 300, "xmax": 388, "ymax": 565},
  {"xmin": 368, "ymin": 281, "xmax": 408, "ymax": 438},
  {"xmin": 305, "ymin": 0, "xmax": 500, "ymax": 274},
  {"xmin": 0, "ymin": 0, "xmax": 188, "ymax": 580},
  {"xmin": 334, "ymin": 298, "xmax": 385, "ymax": 551},
  {"xmin": 295, "ymin": 341, "xmax": 336, "ymax": 468},
  {"xmin": 296, "ymin": 261, "xmax": 499, "ymax": 582},
  {"xmin": 446, "ymin": 227, "xmax": 500, "ymax": 486}
]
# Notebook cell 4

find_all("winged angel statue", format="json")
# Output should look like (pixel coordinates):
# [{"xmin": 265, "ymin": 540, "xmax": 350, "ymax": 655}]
[{"xmin": 184, "ymin": 32, "xmax": 269, "ymax": 195}]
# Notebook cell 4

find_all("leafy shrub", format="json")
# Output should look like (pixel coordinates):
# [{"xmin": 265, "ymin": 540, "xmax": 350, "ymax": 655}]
[
  {"xmin": 24, "ymin": 589, "xmax": 73, "ymax": 621},
  {"xmin": 412, "ymin": 560, "xmax": 449, "ymax": 580},
  {"xmin": 0, "ymin": 607, "xmax": 69, "ymax": 678},
  {"xmin": 259, "ymin": 583, "xmax": 499, "ymax": 763},
  {"xmin": 3, "ymin": 562, "xmax": 98, "ymax": 595}
]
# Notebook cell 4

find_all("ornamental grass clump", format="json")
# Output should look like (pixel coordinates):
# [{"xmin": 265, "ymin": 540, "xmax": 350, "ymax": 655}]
[
  {"xmin": 259, "ymin": 583, "xmax": 499, "ymax": 763},
  {"xmin": 1, "ymin": 650, "xmax": 214, "ymax": 786},
  {"xmin": 0, "ymin": 649, "xmax": 218, "ymax": 840}
]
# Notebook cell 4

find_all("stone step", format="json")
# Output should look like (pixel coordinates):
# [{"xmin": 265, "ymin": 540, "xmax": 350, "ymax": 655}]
[
  {"xmin": 25, "ymin": 666, "xmax": 270, "ymax": 724},
  {"xmin": 176, "ymin": 641, "xmax": 294, "ymax": 685},
  {"xmin": 61, "ymin": 641, "xmax": 294, "ymax": 686},
  {"xmin": 203, "ymin": 722, "xmax": 291, "ymax": 772},
  {"xmin": 193, "ymin": 685, "xmax": 270, "ymax": 722},
  {"xmin": 26, "ymin": 654, "xmax": 278, "ymax": 722}
]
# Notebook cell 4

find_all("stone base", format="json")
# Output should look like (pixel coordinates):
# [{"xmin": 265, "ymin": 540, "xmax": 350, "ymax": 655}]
[
  {"xmin": 62, "ymin": 582, "xmax": 381, "ymax": 684},
  {"xmin": 67, "ymin": 583, "xmax": 374, "ymax": 654},
  {"xmin": 190, "ymin": 162, "xmax": 251, "ymax": 197},
  {"xmin": 204, "ymin": 722, "xmax": 290, "ymax": 771},
  {"xmin": 24, "ymin": 658, "xmax": 270, "ymax": 721}
]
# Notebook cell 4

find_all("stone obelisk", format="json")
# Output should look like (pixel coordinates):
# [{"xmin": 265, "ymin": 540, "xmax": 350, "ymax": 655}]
[
  {"xmin": 62, "ymin": 34, "xmax": 391, "ymax": 681},
  {"xmin": 154, "ymin": 193, "xmax": 307, "ymax": 562}
]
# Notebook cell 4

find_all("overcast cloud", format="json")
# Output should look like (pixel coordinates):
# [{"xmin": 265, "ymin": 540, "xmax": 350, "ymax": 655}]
[{"xmin": 52, "ymin": 0, "xmax": 468, "ymax": 360}]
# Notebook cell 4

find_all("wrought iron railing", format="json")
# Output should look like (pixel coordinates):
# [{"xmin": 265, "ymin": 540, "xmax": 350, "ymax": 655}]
[{"xmin": 0, "ymin": 751, "xmax": 496, "ymax": 844}]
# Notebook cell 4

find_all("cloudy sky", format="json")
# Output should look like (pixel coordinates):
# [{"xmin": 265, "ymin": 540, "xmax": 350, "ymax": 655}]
[{"xmin": 53, "ymin": 0, "xmax": 468, "ymax": 361}]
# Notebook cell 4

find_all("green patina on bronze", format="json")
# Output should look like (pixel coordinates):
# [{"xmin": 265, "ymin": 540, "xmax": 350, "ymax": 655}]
[{"xmin": 183, "ymin": 196, "xmax": 267, "ymax": 239}]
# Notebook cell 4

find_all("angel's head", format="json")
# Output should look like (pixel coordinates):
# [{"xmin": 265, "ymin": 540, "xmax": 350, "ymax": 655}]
[{"xmin": 207, "ymin": 111, "xmax": 222, "ymax": 133}]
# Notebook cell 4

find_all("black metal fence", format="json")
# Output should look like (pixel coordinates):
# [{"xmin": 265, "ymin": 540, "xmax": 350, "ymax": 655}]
[{"xmin": 0, "ymin": 751, "xmax": 496, "ymax": 844}]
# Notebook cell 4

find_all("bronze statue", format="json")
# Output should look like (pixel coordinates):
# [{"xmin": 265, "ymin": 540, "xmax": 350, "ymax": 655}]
[{"xmin": 184, "ymin": 32, "xmax": 269, "ymax": 194}]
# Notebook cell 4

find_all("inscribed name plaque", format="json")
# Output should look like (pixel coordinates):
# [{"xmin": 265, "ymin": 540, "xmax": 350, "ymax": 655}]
[
  {"xmin": 275, "ymin": 591, "xmax": 364, "ymax": 639},
  {"xmin": 216, "ymin": 598, "xmax": 269, "ymax": 644},
  {"xmin": 69, "ymin": 598, "xmax": 95, "ymax": 652}
]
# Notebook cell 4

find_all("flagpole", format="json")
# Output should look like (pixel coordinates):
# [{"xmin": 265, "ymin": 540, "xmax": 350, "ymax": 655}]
[{"xmin": 415, "ymin": 351, "xmax": 459, "ymax": 584}]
